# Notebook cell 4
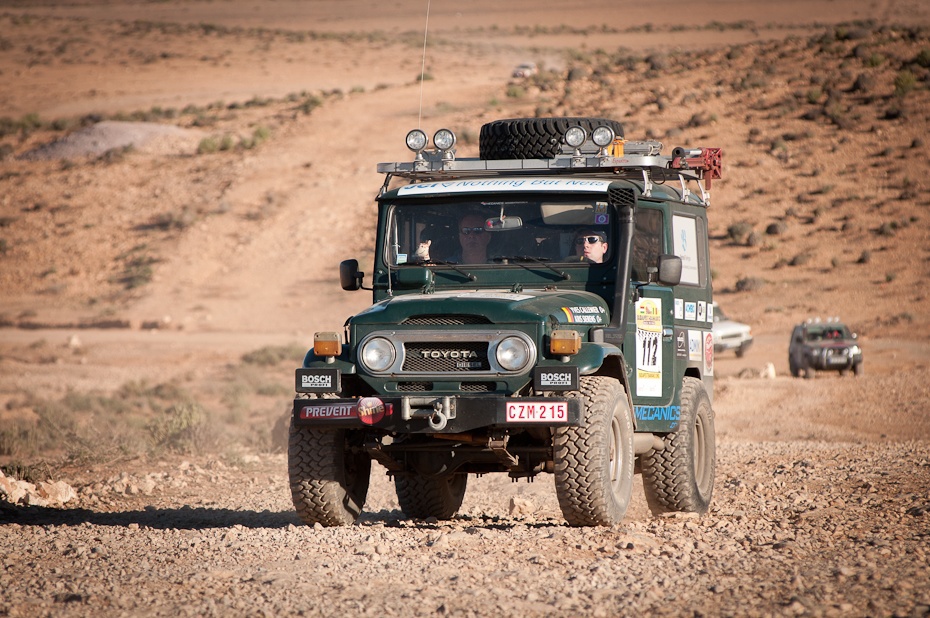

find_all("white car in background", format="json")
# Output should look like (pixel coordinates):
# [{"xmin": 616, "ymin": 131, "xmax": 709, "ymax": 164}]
[{"xmin": 712, "ymin": 302, "xmax": 753, "ymax": 357}]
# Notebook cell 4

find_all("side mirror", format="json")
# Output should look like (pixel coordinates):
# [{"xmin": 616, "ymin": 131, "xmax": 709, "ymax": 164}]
[
  {"xmin": 657, "ymin": 254, "xmax": 682, "ymax": 286},
  {"xmin": 340, "ymin": 259, "xmax": 363, "ymax": 291}
]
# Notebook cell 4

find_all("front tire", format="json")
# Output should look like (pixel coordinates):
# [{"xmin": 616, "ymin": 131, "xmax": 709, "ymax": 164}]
[
  {"xmin": 553, "ymin": 376, "xmax": 634, "ymax": 526},
  {"xmin": 394, "ymin": 473, "xmax": 467, "ymax": 521},
  {"xmin": 641, "ymin": 377, "xmax": 716, "ymax": 515},
  {"xmin": 288, "ymin": 418, "xmax": 371, "ymax": 527}
]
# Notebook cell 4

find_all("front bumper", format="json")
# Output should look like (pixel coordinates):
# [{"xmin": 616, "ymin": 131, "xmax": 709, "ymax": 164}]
[
  {"xmin": 807, "ymin": 352, "xmax": 862, "ymax": 371},
  {"xmin": 293, "ymin": 394, "xmax": 582, "ymax": 433}
]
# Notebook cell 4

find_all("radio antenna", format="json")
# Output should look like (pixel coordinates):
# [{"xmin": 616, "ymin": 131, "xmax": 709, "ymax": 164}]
[{"xmin": 417, "ymin": 0, "xmax": 431, "ymax": 128}]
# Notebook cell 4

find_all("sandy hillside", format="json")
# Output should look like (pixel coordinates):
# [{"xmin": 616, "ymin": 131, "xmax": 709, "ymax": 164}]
[{"xmin": 0, "ymin": 0, "xmax": 928, "ymax": 452}]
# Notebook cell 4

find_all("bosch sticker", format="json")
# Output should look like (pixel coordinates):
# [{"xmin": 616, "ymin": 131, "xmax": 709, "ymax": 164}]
[
  {"xmin": 295, "ymin": 368, "xmax": 341, "ymax": 393},
  {"xmin": 675, "ymin": 328, "xmax": 688, "ymax": 360},
  {"xmin": 533, "ymin": 366, "xmax": 579, "ymax": 391}
]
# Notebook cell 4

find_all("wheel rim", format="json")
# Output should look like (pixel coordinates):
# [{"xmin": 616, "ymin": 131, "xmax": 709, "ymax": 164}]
[
  {"xmin": 609, "ymin": 412, "xmax": 623, "ymax": 492},
  {"xmin": 692, "ymin": 412, "xmax": 711, "ymax": 494}
]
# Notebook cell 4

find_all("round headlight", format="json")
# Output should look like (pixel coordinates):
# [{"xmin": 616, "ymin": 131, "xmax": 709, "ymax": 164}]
[
  {"xmin": 361, "ymin": 337, "xmax": 396, "ymax": 372},
  {"xmin": 591, "ymin": 126, "xmax": 615, "ymax": 147},
  {"xmin": 496, "ymin": 336, "xmax": 531, "ymax": 372},
  {"xmin": 433, "ymin": 128, "xmax": 456, "ymax": 151},
  {"xmin": 564, "ymin": 126, "xmax": 587, "ymax": 148},
  {"xmin": 406, "ymin": 129, "xmax": 428, "ymax": 152}
]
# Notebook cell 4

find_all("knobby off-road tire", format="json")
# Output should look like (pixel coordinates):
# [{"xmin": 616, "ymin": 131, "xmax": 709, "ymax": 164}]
[
  {"xmin": 394, "ymin": 473, "xmax": 468, "ymax": 521},
  {"xmin": 288, "ymin": 413, "xmax": 371, "ymax": 527},
  {"xmin": 553, "ymin": 376, "xmax": 635, "ymax": 527},
  {"xmin": 479, "ymin": 117, "xmax": 625, "ymax": 160},
  {"xmin": 641, "ymin": 377, "xmax": 716, "ymax": 515}
]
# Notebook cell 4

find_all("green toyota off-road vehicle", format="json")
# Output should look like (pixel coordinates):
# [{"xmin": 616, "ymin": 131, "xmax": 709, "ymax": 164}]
[{"xmin": 289, "ymin": 117, "xmax": 722, "ymax": 527}]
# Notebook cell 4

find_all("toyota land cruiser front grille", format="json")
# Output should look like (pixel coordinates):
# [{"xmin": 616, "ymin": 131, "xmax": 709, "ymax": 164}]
[{"xmin": 402, "ymin": 342, "xmax": 490, "ymax": 372}]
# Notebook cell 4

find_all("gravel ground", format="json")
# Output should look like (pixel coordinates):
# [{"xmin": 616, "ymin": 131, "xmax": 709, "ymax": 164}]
[{"xmin": 3, "ymin": 438, "xmax": 929, "ymax": 617}]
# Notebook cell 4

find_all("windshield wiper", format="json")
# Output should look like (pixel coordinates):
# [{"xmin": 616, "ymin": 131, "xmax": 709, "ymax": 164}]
[
  {"xmin": 416, "ymin": 259, "xmax": 476, "ymax": 282},
  {"xmin": 490, "ymin": 255, "xmax": 570, "ymax": 281}
]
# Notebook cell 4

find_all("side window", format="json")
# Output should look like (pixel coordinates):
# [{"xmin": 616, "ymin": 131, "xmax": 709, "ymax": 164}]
[
  {"xmin": 671, "ymin": 213, "xmax": 708, "ymax": 287},
  {"xmin": 631, "ymin": 208, "xmax": 664, "ymax": 281}
]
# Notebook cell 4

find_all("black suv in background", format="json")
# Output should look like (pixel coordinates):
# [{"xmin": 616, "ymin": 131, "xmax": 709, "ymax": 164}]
[{"xmin": 788, "ymin": 319, "xmax": 863, "ymax": 378}]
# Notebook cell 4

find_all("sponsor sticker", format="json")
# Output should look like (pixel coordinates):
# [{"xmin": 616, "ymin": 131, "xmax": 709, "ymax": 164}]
[
  {"xmin": 684, "ymin": 301, "xmax": 697, "ymax": 321},
  {"xmin": 357, "ymin": 397, "xmax": 390, "ymax": 425},
  {"xmin": 675, "ymin": 328, "xmax": 688, "ymax": 360},
  {"xmin": 295, "ymin": 368, "xmax": 340, "ymax": 393},
  {"xmin": 299, "ymin": 403, "xmax": 356, "ymax": 420},
  {"xmin": 688, "ymin": 330, "xmax": 703, "ymax": 362},
  {"xmin": 675, "ymin": 298, "xmax": 684, "ymax": 320},
  {"xmin": 704, "ymin": 332, "xmax": 715, "ymax": 376},
  {"xmin": 560, "ymin": 306, "xmax": 606, "ymax": 324},
  {"xmin": 635, "ymin": 298, "xmax": 662, "ymax": 397},
  {"xmin": 635, "ymin": 405, "xmax": 681, "ymax": 422},
  {"xmin": 533, "ymin": 366, "xmax": 579, "ymax": 391}
]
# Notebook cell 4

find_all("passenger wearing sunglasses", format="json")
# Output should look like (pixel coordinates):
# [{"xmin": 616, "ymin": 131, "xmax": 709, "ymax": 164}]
[{"xmin": 573, "ymin": 230, "xmax": 608, "ymax": 263}]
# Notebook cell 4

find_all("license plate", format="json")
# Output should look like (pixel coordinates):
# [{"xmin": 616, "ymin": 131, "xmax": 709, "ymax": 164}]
[
  {"xmin": 506, "ymin": 401, "xmax": 568, "ymax": 423},
  {"xmin": 827, "ymin": 356, "xmax": 847, "ymax": 364}
]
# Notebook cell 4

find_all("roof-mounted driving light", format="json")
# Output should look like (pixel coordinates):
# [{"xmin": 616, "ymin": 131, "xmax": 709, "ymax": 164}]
[
  {"xmin": 433, "ymin": 129, "xmax": 456, "ymax": 151},
  {"xmin": 591, "ymin": 126, "xmax": 615, "ymax": 148},
  {"xmin": 564, "ymin": 126, "xmax": 587, "ymax": 149},
  {"xmin": 406, "ymin": 129, "xmax": 428, "ymax": 159},
  {"xmin": 433, "ymin": 128, "xmax": 456, "ymax": 161}
]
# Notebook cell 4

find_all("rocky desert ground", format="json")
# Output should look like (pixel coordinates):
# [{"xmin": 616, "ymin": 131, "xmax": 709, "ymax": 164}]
[{"xmin": 1, "ymin": 1, "xmax": 930, "ymax": 616}]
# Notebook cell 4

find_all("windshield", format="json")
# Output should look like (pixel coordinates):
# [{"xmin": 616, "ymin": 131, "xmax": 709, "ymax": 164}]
[
  {"xmin": 805, "ymin": 325, "xmax": 851, "ymax": 341},
  {"xmin": 385, "ymin": 197, "xmax": 614, "ymax": 267}
]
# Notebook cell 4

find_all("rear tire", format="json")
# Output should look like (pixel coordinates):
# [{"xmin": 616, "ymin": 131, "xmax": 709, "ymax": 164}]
[
  {"xmin": 553, "ymin": 376, "xmax": 634, "ymax": 526},
  {"xmin": 641, "ymin": 377, "xmax": 715, "ymax": 515},
  {"xmin": 288, "ymin": 417, "xmax": 371, "ymax": 527},
  {"xmin": 479, "ymin": 117, "xmax": 625, "ymax": 160},
  {"xmin": 394, "ymin": 473, "xmax": 467, "ymax": 520}
]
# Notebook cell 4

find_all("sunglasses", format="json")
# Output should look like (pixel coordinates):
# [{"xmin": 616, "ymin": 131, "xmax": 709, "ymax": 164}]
[
  {"xmin": 460, "ymin": 227, "xmax": 485, "ymax": 235},
  {"xmin": 575, "ymin": 236, "xmax": 604, "ymax": 245}
]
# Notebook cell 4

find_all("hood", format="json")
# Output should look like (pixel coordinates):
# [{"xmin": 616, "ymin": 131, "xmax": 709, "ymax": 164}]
[{"xmin": 350, "ymin": 289, "xmax": 611, "ymax": 328}]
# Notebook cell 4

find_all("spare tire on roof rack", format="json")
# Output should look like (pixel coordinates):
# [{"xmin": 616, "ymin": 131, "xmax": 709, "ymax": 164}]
[{"xmin": 479, "ymin": 117, "xmax": 625, "ymax": 161}]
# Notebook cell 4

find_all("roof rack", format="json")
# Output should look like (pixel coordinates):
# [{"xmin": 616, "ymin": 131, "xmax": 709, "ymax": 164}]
[{"xmin": 377, "ymin": 140, "xmax": 722, "ymax": 204}]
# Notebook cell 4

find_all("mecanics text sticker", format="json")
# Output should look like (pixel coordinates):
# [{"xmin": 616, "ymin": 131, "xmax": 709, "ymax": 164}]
[{"xmin": 635, "ymin": 298, "xmax": 662, "ymax": 397}]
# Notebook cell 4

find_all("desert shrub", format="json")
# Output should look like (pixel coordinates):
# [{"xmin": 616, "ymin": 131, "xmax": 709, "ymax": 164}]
[
  {"xmin": 885, "ymin": 272, "xmax": 896, "ymax": 283},
  {"xmin": 297, "ymin": 95, "xmax": 322, "ymax": 115},
  {"xmin": 865, "ymin": 53, "xmax": 884, "ymax": 67},
  {"xmin": 917, "ymin": 48, "xmax": 930, "ymax": 68},
  {"xmin": 735, "ymin": 277, "xmax": 765, "ymax": 292},
  {"xmin": 789, "ymin": 252, "xmax": 814, "ymax": 266},
  {"xmin": 727, "ymin": 221, "xmax": 753, "ymax": 244},
  {"xmin": 242, "ymin": 343, "xmax": 306, "ymax": 366},
  {"xmin": 857, "ymin": 250, "xmax": 871, "ymax": 264},
  {"xmin": 197, "ymin": 136, "xmax": 219, "ymax": 154},
  {"xmin": 147, "ymin": 403, "xmax": 210, "ymax": 455},
  {"xmin": 765, "ymin": 221, "xmax": 788, "ymax": 235},
  {"xmin": 506, "ymin": 85, "xmax": 526, "ymax": 99},
  {"xmin": 893, "ymin": 71, "xmax": 917, "ymax": 98},
  {"xmin": 831, "ymin": 257, "xmax": 841, "ymax": 269}
]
